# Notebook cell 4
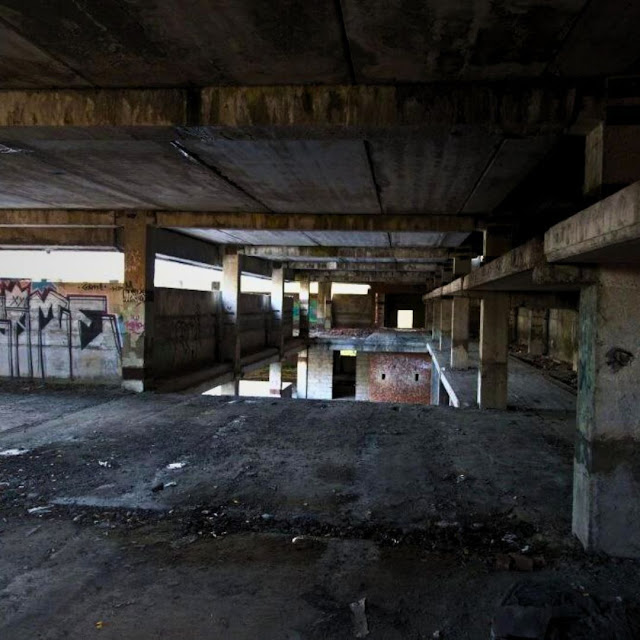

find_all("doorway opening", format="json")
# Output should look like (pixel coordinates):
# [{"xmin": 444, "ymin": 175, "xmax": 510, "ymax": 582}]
[
  {"xmin": 397, "ymin": 309, "xmax": 414, "ymax": 329},
  {"xmin": 332, "ymin": 349, "xmax": 356, "ymax": 399}
]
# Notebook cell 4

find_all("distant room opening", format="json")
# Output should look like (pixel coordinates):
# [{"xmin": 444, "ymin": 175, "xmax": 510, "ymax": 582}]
[
  {"xmin": 397, "ymin": 309, "xmax": 414, "ymax": 329},
  {"xmin": 333, "ymin": 350, "xmax": 357, "ymax": 399}
]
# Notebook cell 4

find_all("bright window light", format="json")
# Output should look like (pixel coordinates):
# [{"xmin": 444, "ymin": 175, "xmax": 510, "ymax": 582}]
[{"xmin": 397, "ymin": 309, "xmax": 414, "ymax": 329}]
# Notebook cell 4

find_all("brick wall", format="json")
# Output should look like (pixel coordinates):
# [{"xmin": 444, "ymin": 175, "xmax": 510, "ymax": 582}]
[
  {"xmin": 307, "ymin": 344, "xmax": 333, "ymax": 399},
  {"xmin": 368, "ymin": 352, "xmax": 431, "ymax": 404}
]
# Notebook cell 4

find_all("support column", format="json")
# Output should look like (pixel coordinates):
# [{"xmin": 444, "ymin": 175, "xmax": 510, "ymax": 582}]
[
  {"xmin": 477, "ymin": 293, "xmax": 509, "ymax": 410},
  {"xmin": 450, "ymin": 297, "xmax": 470, "ymax": 369},
  {"xmin": 573, "ymin": 266, "xmax": 640, "ymax": 557},
  {"xmin": 299, "ymin": 276, "xmax": 310, "ymax": 338},
  {"xmin": 120, "ymin": 213, "xmax": 155, "ymax": 392},
  {"xmin": 324, "ymin": 282, "xmax": 333, "ymax": 330},
  {"xmin": 528, "ymin": 309, "xmax": 548, "ymax": 356},
  {"xmin": 316, "ymin": 281, "xmax": 329, "ymax": 331},
  {"xmin": 220, "ymin": 379, "xmax": 239, "ymax": 396},
  {"xmin": 269, "ymin": 361, "xmax": 282, "ymax": 397},
  {"xmin": 483, "ymin": 227, "xmax": 512, "ymax": 263},
  {"xmin": 296, "ymin": 349, "xmax": 309, "ymax": 398},
  {"xmin": 221, "ymin": 252, "xmax": 242, "ymax": 392},
  {"xmin": 431, "ymin": 299, "xmax": 441, "ymax": 343},
  {"xmin": 453, "ymin": 257, "xmax": 472, "ymax": 279},
  {"xmin": 509, "ymin": 307, "xmax": 518, "ymax": 343},
  {"xmin": 424, "ymin": 300, "xmax": 433, "ymax": 332},
  {"xmin": 374, "ymin": 292, "xmax": 386, "ymax": 328},
  {"xmin": 439, "ymin": 298, "xmax": 452, "ymax": 350},
  {"xmin": 270, "ymin": 263, "xmax": 285, "ymax": 355}
]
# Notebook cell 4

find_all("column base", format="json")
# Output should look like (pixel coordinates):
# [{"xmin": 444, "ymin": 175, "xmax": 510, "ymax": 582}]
[
  {"xmin": 477, "ymin": 362, "xmax": 507, "ymax": 409},
  {"xmin": 573, "ymin": 435, "xmax": 640, "ymax": 558}
]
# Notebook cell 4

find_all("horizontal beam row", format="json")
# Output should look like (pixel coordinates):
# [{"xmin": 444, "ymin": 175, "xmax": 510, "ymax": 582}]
[
  {"xmin": 0, "ymin": 84, "xmax": 577, "ymax": 136},
  {"xmin": 0, "ymin": 210, "xmax": 482, "ymax": 232}
]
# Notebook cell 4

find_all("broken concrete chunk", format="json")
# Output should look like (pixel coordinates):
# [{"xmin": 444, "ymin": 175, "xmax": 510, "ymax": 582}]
[
  {"xmin": 349, "ymin": 597, "xmax": 369, "ymax": 638},
  {"xmin": 27, "ymin": 506, "xmax": 52, "ymax": 515},
  {"xmin": 0, "ymin": 448, "xmax": 29, "ymax": 457}
]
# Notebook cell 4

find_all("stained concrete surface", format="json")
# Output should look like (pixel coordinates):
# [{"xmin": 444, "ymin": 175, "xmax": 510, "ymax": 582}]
[
  {"xmin": 429, "ymin": 341, "xmax": 576, "ymax": 411},
  {"xmin": 1, "ymin": 383, "xmax": 639, "ymax": 639}
]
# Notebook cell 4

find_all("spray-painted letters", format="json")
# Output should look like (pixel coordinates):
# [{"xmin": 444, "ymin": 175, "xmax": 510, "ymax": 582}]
[{"xmin": 0, "ymin": 280, "xmax": 123, "ymax": 381}]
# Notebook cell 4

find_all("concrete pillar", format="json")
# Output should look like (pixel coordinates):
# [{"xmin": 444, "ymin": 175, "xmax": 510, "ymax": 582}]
[
  {"xmin": 424, "ymin": 300, "xmax": 433, "ymax": 332},
  {"xmin": 374, "ymin": 292, "xmax": 386, "ymax": 328},
  {"xmin": 120, "ymin": 213, "xmax": 155, "ymax": 392},
  {"xmin": 269, "ymin": 361, "xmax": 282, "ymax": 397},
  {"xmin": 509, "ymin": 307, "xmax": 518, "ymax": 343},
  {"xmin": 450, "ymin": 297, "xmax": 470, "ymax": 369},
  {"xmin": 299, "ymin": 276, "xmax": 310, "ymax": 338},
  {"xmin": 431, "ymin": 299, "xmax": 441, "ymax": 343},
  {"xmin": 316, "ymin": 281, "xmax": 329, "ymax": 331},
  {"xmin": 483, "ymin": 228, "xmax": 512, "ymax": 263},
  {"xmin": 221, "ymin": 252, "xmax": 242, "ymax": 371},
  {"xmin": 296, "ymin": 349, "xmax": 309, "ymax": 398},
  {"xmin": 439, "ymin": 298, "xmax": 452, "ymax": 350},
  {"xmin": 220, "ymin": 379, "xmax": 239, "ymax": 396},
  {"xmin": 573, "ymin": 266, "xmax": 640, "ymax": 557},
  {"xmin": 270, "ymin": 263, "xmax": 285, "ymax": 354},
  {"xmin": 453, "ymin": 257, "xmax": 472, "ymax": 278},
  {"xmin": 528, "ymin": 309, "xmax": 548, "ymax": 356},
  {"xmin": 477, "ymin": 293, "xmax": 509, "ymax": 410},
  {"xmin": 324, "ymin": 282, "xmax": 333, "ymax": 330}
]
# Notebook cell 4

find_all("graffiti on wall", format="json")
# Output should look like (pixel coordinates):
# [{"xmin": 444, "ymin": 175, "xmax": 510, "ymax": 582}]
[{"xmin": 0, "ymin": 280, "xmax": 123, "ymax": 381}]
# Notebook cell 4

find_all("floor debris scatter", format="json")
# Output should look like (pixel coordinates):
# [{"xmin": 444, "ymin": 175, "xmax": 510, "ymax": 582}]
[{"xmin": 0, "ymin": 386, "xmax": 639, "ymax": 639}]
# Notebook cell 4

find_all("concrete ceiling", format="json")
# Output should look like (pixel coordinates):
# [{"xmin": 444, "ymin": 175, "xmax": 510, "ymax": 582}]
[
  {"xmin": 0, "ymin": 1, "xmax": 639, "ymax": 87},
  {"xmin": 177, "ymin": 228, "xmax": 470, "ymax": 250},
  {"xmin": 1, "ymin": 1, "xmax": 639, "ymax": 285}
]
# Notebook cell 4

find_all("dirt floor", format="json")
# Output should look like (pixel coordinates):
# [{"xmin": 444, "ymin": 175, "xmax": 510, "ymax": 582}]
[{"xmin": 1, "ymin": 382, "xmax": 639, "ymax": 639}]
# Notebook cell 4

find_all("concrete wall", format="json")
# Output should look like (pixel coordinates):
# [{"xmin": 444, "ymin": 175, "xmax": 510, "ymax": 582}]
[
  {"xmin": 307, "ymin": 343, "xmax": 333, "ymax": 399},
  {"xmin": 548, "ymin": 309, "xmax": 578, "ymax": 368},
  {"xmin": 153, "ymin": 288, "xmax": 219, "ymax": 379},
  {"xmin": 512, "ymin": 306, "xmax": 578, "ymax": 368},
  {"xmin": 368, "ymin": 353, "xmax": 431, "ymax": 404},
  {"xmin": 516, "ymin": 308, "xmax": 530, "ymax": 347},
  {"xmin": 0, "ymin": 279, "xmax": 124, "ymax": 382},
  {"xmin": 238, "ymin": 293, "xmax": 270, "ymax": 356},
  {"xmin": 332, "ymin": 294, "xmax": 373, "ymax": 328},
  {"xmin": 355, "ymin": 352, "xmax": 370, "ymax": 401},
  {"xmin": 283, "ymin": 296, "xmax": 294, "ymax": 339}
]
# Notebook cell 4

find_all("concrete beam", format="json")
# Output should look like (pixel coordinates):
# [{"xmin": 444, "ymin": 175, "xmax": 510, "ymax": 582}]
[
  {"xmin": 465, "ymin": 237, "xmax": 545, "ymax": 290},
  {"xmin": 286, "ymin": 261, "xmax": 439, "ymax": 272},
  {"xmin": 0, "ymin": 210, "xmax": 117, "ymax": 227},
  {"xmin": 0, "ymin": 85, "xmax": 575, "ymax": 135},
  {"xmin": 0, "ymin": 209, "xmax": 481, "ymax": 233},
  {"xmin": 200, "ymin": 84, "xmax": 577, "ymax": 137},
  {"xmin": 295, "ymin": 271, "xmax": 436, "ymax": 284},
  {"xmin": 0, "ymin": 226, "xmax": 117, "ymax": 248},
  {"xmin": 155, "ymin": 228, "xmax": 222, "ymax": 267},
  {"xmin": 545, "ymin": 181, "xmax": 640, "ymax": 264},
  {"xmin": 0, "ymin": 89, "xmax": 187, "ymax": 127},
  {"xmin": 240, "ymin": 246, "xmax": 458, "ymax": 260},
  {"xmin": 162, "ymin": 212, "xmax": 481, "ymax": 232}
]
